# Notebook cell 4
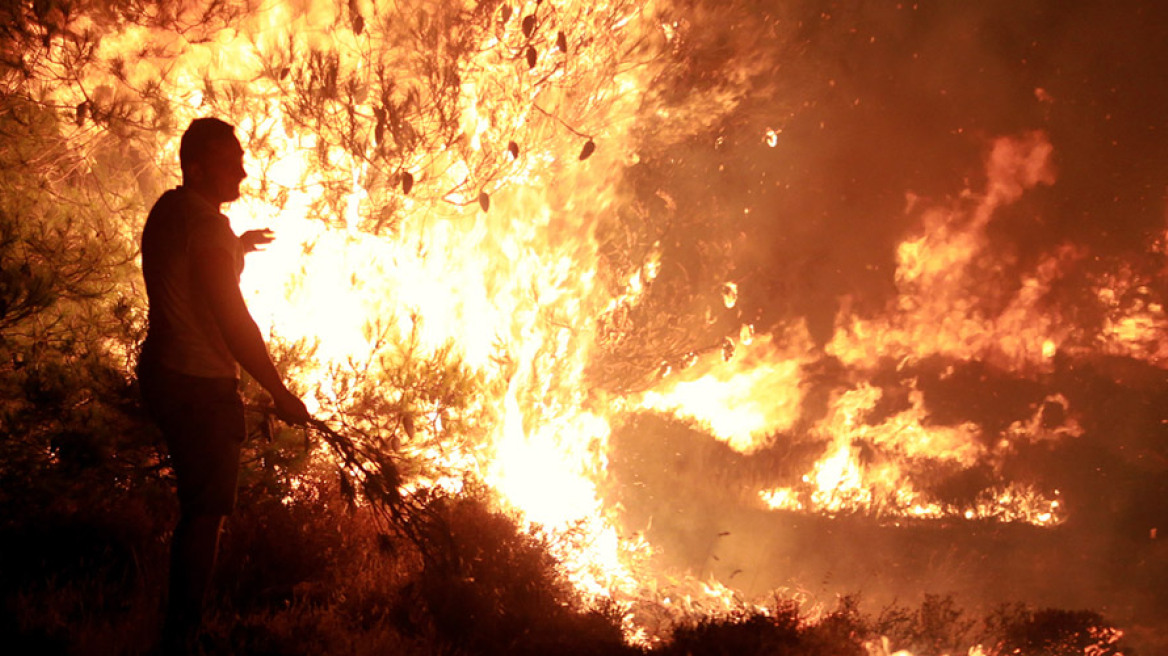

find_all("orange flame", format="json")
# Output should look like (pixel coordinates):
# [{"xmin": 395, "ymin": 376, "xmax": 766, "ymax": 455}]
[{"xmin": 27, "ymin": 0, "xmax": 1153, "ymax": 642}]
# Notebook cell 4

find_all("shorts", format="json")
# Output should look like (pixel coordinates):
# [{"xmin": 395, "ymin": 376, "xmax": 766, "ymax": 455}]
[{"xmin": 138, "ymin": 359, "xmax": 246, "ymax": 517}]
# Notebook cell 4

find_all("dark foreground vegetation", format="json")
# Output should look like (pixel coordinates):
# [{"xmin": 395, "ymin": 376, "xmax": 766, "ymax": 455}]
[
  {"xmin": 0, "ymin": 420, "xmax": 1135, "ymax": 656},
  {"xmin": 0, "ymin": 54, "xmax": 1141, "ymax": 656},
  {"xmin": 1, "ymin": 0, "xmax": 1162, "ymax": 653}
]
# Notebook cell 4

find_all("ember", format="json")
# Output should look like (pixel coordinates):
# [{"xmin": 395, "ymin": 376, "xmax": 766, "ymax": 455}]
[{"xmin": 3, "ymin": 0, "xmax": 1166, "ymax": 652}]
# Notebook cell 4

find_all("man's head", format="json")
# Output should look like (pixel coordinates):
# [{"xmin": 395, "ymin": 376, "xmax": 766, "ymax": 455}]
[{"xmin": 179, "ymin": 118, "xmax": 246, "ymax": 206}]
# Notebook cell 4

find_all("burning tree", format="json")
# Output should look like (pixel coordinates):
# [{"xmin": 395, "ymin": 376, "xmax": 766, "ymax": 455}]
[{"xmin": 1, "ymin": 0, "xmax": 1166, "ymax": 653}]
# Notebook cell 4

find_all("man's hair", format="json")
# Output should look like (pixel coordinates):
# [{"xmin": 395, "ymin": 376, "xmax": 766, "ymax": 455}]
[{"xmin": 179, "ymin": 118, "xmax": 237, "ymax": 177}]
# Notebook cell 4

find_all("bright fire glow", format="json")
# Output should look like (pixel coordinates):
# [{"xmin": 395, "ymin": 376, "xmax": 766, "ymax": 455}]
[
  {"xmin": 25, "ymin": 0, "xmax": 1157, "ymax": 643},
  {"xmin": 639, "ymin": 333, "xmax": 809, "ymax": 451}
]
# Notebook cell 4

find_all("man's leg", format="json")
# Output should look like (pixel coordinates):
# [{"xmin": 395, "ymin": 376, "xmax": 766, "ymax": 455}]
[
  {"xmin": 163, "ymin": 513, "xmax": 225, "ymax": 649},
  {"xmin": 141, "ymin": 365, "xmax": 244, "ymax": 651}
]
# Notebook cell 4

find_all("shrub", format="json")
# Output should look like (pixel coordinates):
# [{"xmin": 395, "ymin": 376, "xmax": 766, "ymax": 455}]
[
  {"xmin": 405, "ymin": 491, "xmax": 635, "ymax": 655},
  {"xmin": 661, "ymin": 599, "xmax": 868, "ymax": 656}
]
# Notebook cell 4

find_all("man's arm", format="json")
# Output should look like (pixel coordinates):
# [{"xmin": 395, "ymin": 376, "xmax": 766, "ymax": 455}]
[
  {"xmin": 191, "ymin": 246, "xmax": 311, "ymax": 424},
  {"xmin": 239, "ymin": 228, "xmax": 274, "ymax": 253}
]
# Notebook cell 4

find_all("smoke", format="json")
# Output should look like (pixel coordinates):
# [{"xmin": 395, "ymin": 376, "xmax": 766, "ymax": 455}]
[
  {"xmin": 603, "ymin": 0, "xmax": 1168, "ymax": 648},
  {"xmin": 616, "ymin": 0, "xmax": 1168, "ymax": 346},
  {"xmin": 9, "ymin": 0, "xmax": 1164, "ymax": 645}
]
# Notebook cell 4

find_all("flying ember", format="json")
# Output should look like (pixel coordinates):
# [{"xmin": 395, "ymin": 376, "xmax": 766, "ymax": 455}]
[{"xmin": 17, "ymin": 0, "xmax": 1168, "ymax": 650}]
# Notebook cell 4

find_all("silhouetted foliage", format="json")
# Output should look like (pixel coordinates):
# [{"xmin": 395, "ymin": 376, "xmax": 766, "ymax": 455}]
[
  {"xmin": 987, "ymin": 605, "xmax": 1126, "ymax": 656},
  {"xmin": 403, "ymin": 491, "xmax": 633, "ymax": 655},
  {"xmin": 662, "ymin": 601, "xmax": 868, "ymax": 656},
  {"xmin": 0, "ymin": 1, "xmax": 1162, "ymax": 654},
  {"xmin": 0, "ymin": 83, "xmax": 156, "ymax": 524}
]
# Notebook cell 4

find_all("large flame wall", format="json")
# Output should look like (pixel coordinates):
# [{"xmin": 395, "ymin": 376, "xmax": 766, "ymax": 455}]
[{"xmin": 10, "ymin": 0, "xmax": 1168, "ymax": 643}]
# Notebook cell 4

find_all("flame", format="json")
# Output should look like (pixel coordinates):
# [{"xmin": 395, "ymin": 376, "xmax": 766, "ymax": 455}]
[
  {"xmin": 638, "ymin": 333, "xmax": 810, "ymax": 452},
  {"xmin": 33, "ymin": 0, "xmax": 663, "ymax": 603},
  {"xmin": 830, "ymin": 132, "xmax": 1063, "ymax": 371},
  {"xmin": 631, "ymin": 133, "xmax": 1072, "ymax": 526},
  {"xmin": 754, "ymin": 380, "xmax": 1070, "ymax": 525},
  {"xmin": 1095, "ymin": 264, "xmax": 1168, "ymax": 363},
  {"xmin": 22, "ymin": 0, "xmax": 1158, "ymax": 643}
]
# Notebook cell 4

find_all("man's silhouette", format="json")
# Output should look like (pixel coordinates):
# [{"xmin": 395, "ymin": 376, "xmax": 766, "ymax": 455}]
[{"xmin": 137, "ymin": 117, "xmax": 312, "ymax": 652}]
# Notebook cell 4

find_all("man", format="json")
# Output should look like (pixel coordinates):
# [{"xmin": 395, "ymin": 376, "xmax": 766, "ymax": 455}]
[{"xmin": 137, "ymin": 117, "xmax": 312, "ymax": 651}]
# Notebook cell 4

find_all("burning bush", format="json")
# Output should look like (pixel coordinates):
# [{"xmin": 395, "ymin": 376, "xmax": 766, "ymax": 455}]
[{"xmin": 3, "ymin": 0, "xmax": 1168, "ymax": 651}]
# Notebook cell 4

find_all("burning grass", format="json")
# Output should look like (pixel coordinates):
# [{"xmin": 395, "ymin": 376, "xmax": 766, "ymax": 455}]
[{"xmin": 4, "ymin": 0, "xmax": 1168, "ymax": 652}]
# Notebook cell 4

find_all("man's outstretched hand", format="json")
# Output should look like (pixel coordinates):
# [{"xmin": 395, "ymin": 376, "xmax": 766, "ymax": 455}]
[
  {"xmin": 240, "ymin": 228, "xmax": 275, "ymax": 253},
  {"xmin": 272, "ymin": 388, "xmax": 312, "ymax": 426}
]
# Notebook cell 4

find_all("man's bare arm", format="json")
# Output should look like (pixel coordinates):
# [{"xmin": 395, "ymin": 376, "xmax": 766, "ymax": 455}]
[
  {"xmin": 239, "ymin": 228, "xmax": 274, "ymax": 253},
  {"xmin": 191, "ymin": 246, "xmax": 311, "ymax": 424}
]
